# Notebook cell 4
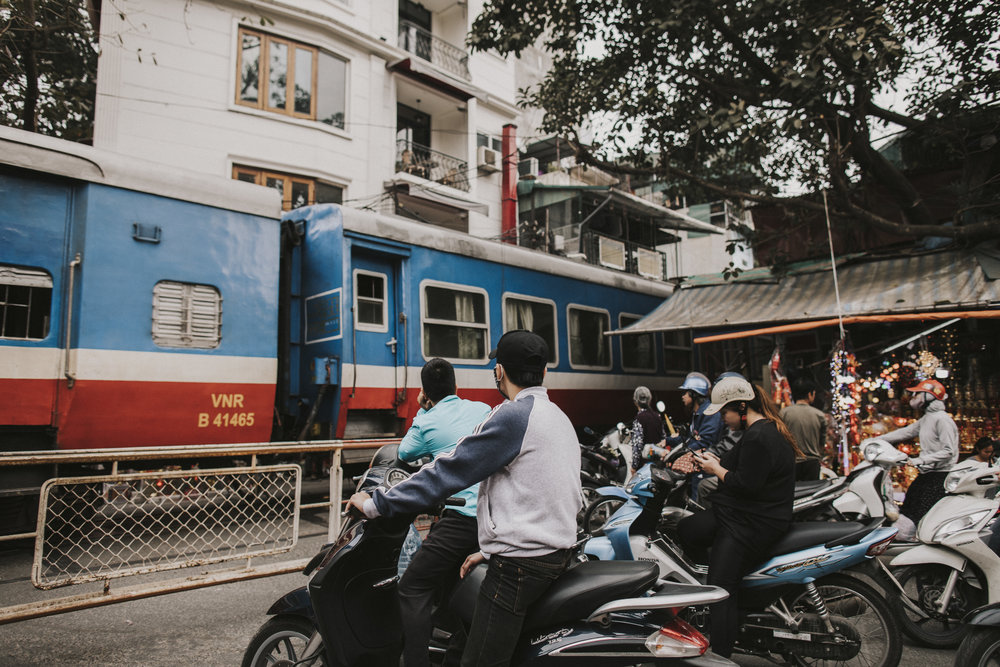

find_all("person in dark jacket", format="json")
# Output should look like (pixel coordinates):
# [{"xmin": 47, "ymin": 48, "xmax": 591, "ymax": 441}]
[
  {"xmin": 629, "ymin": 385, "xmax": 666, "ymax": 475},
  {"xmin": 677, "ymin": 376, "xmax": 802, "ymax": 658}
]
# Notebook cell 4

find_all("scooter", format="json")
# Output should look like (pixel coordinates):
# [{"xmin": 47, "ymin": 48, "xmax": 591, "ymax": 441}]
[
  {"xmin": 878, "ymin": 461, "xmax": 1000, "ymax": 648},
  {"xmin": 792, "ymin": 438, "xmax": 908, "ymax": 522},
  {"xmin": 242, "ymin": 444, "xmax": 737, "ymax": 667},
  {"xmin": 582, "ymin": 455, "xmax": 903, "ymax": 666}
]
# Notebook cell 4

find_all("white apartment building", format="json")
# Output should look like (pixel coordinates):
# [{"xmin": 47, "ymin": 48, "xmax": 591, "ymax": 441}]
[{"xmin": 93, "ymin": 0, "xmax": 529, "ymax": 238}]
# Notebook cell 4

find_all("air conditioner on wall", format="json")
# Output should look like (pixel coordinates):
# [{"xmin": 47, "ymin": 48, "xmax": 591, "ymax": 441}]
[{"xmin": 477, "ymin": 145, "xmax": 501, "ymax": 173}]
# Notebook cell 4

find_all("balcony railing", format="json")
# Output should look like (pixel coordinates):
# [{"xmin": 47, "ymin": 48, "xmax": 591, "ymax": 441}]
[
  {"xmin": 520, "ymin": 223, "xmax": 665, "ymax": 280},
  {"xmin": 395, "ymin": 139, "xmax": 470, "ymax": 192},
  {"xmin": 398, "ymin": 20, "xmax": 471, "ymax": 81}
]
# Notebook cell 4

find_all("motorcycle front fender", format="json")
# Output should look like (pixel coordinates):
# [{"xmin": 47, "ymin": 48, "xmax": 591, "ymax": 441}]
[
  {"xmin": 964, "ymin": 602, "xmax": 1000, "ymax": 627},
  {"xmin": 889, "ymin": 544, "xmax": 967, "ymax": 572},
  {"xmin": 266, "ymin": 585, "xmax": 315, "ymax": 620},
  {"xmin": 593, "ymin": 486, "xmax": 632, "ymax": 501}
]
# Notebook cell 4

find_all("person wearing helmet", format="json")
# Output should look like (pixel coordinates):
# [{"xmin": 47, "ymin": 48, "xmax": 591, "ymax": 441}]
[
  {"xmin": 676, "ymin": 376, "xmax": 802, "ymax": 659},
  {"xmin": 629, "ymin": 386, "xmax": 666, "ymax": 475},
  {"xmin": 880, "ymin": 378, "xmax": 959, "ymax": 532},
  {"xmin": 664, "ymin": 371, "xmax": 723, "ymax": 452}
]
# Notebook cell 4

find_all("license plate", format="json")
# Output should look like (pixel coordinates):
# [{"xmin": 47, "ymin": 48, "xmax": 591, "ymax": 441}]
[{"xmin": 773, "ymin": 630, "xmax": 812, "ymax": 641}]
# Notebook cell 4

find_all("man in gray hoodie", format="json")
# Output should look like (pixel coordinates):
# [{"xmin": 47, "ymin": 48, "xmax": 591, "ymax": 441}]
[
  {"xmin": 881, "ymin": 378, "xmax": 959, "ymax": 534},
  {"xmin": 349, "ymin": 330, "xmax": 581, "ymax": 667}
]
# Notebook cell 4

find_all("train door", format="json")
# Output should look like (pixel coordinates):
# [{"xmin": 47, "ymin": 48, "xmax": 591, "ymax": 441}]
[
  {"xmin": 0, "ymin": 170, "xmax": 74, "ymax": 447},
  {"xmin": 343, "ymin": 247, "xmax": 408, "ymax": 438}
]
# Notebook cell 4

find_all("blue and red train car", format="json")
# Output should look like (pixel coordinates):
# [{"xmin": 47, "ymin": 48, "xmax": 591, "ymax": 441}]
[{"xmin": 0, "ymin": 126, "xmax": 674, "ymax": 461}]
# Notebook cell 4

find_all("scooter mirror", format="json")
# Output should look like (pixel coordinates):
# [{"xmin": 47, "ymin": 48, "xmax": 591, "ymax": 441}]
[{"xmin": 656, "ymin": 401, "xmax": 666, "ymax": 413}]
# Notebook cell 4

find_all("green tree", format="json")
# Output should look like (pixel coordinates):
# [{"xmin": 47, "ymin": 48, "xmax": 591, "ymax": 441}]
[
  {"xmin": 1, "ymin": 0, "xmax": 98, "ymax": 142},
  {"xmin": 470, "ymin": 0, "xmax": 1000, "ymax": 241}
]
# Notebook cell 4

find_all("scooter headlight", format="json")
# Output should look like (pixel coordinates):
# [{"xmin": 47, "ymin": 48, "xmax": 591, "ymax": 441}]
[
  {"xmin": 863, "ymin": 441, "xmax": 884, "ymax": 462},
  {"xmin": 932, "ymin": 509, "xmax": 993, "ymax": 542}
]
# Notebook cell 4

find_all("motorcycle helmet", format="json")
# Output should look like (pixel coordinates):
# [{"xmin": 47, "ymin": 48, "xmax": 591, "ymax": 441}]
[
  {"xmin": 714, "ymin": 371, "xmax": 746, "ymax": 384},
  {"xmin": 678, "ymin": 371, "xmax": 711, "ymax": 397},
  {"xmin": 905, "ymin": 378, "xmax": 947, "ymax": 402},
  {"xmin": 703, "ymin": 376, "xmax": 755, "ymax": 415}
]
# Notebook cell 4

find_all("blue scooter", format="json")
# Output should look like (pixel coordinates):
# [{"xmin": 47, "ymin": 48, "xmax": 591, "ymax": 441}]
[{"xmin": 583, "ymin": 458, "xmax": 904, "ymax": 666}]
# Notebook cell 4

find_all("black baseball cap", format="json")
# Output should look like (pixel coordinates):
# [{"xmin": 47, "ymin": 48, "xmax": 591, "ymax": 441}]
[{"xmin": 489, "ymin": 330, "xmax": 548, "ymax": 373}]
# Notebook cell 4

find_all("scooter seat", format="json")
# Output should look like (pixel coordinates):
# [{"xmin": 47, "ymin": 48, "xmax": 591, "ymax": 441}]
[
  {"xmin": 523, "ymin": 560, "xmax": 658, "ymax": 631},
  {"xmin": 765, "ymin": 521, "xmax": 865, "ymax": 557},
  {"xmin": 793, "ymin": 479, "xmax": 832, "ymax": 499},
  {"xmin": 449, "ymin": 560, "xmax": 658, "ymax": 632}
]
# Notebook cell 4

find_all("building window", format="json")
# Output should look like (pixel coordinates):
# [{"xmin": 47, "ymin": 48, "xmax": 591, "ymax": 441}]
[
  {"xmin": 568, "ymin": 305, "xmax": 610, "ymax": 369},
  {"xmin": 236, "ymin": 28, "xmax": 346, "ymax": 129},
  {"xmin": 233, "ymin": 166, "xmax": 343, "ymax": 211},
  {"xmin": 619, "ymin": 314, "xmax": 655, "ymax": 373},
  {"xmin": 421, "ymin": 282, "xmax": 488, "ymax": 361},
  {"xmin": 502, "ymin": 294, "xmax": 557, "ymax": 365},
  {"xmin": 663, "ymin": 329, "xmax": 693, "ymax": 374},
  {"xmin": 476, "ymin": 132, "xmax": 503, "ymax": 152},
  {"xmin": 0, "ymin": 265, "xmax": 52, "ymax": 340},
  {"xmin": 354, "ymin": 270, "xmax": 387, "ymax": 332},
  {"xmin": 152, "ymin": 281, "xmax": 222, "ymax": 349}
]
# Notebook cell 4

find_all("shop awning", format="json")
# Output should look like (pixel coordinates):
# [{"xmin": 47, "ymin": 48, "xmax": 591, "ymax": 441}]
[
  {"xmin": 385, "ymin": 176, "xmax": 490, "ymax": 215},
  {"xmin": 611, "ymin": 248, "xmax": 1000, "ymax": 337}
]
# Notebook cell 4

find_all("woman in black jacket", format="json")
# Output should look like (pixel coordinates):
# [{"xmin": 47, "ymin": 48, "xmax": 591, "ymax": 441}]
[{"xmin": 677, "ymin": 377, "xmax": 802, "ymax": 658}]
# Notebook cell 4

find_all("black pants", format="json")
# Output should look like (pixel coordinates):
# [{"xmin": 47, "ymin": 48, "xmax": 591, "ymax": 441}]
[
  {"xmin": 461, "ymin": 548, "xmax": 572, "ymax": 667},
  {"xmin": 678, "ymin": 508, "xmax": 787, "ymax": 658},
  {"xmin": 398, "ymin": 511, "xmax": 480, "ymax": 667}
]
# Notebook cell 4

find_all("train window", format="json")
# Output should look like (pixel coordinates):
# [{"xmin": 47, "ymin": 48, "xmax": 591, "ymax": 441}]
[
  {"xmin": 354, "ymin": 270, "xmax": 387, "ymax": 332},
  {"xmin": 152, "ymin": 281, "xmax": 222, "ymax": 349},
  {"xmin": 502, "ymin": 294, "xmax": 557, "ymax": 366},
  {"xmin": 0, "ymin": 266, "xmax": 52, "ymax": 340},
  {"xmin": 421, "ymin": 282, "xmax": 489, "ymax": 361},
  {"xmin": 619, "ymin": 313, "xmax": 656, "ymax": 373},
  {"xmin": 567, "ymin": 305, "xmax": 611, "ymax": 370}
]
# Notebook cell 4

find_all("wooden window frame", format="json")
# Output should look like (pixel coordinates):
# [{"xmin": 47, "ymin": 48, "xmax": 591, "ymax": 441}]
[
  {"xmin": 236, "ymin": 28, "xmax": 318, "ymax": 121},
  {"xmin": 233, "ymin": 166, "xmax": 342, "ymax": 211}
]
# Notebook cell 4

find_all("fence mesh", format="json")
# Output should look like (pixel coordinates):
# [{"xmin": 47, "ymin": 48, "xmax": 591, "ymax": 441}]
[{"xmin": 33, "ymin": 465, "xmax": 300, "ymax": 589}]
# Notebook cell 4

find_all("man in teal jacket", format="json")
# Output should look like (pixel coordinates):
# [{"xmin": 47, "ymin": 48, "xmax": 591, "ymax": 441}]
[{"xmin": 397, "ymin": 358, "xmax": 491, "ymax": 667}]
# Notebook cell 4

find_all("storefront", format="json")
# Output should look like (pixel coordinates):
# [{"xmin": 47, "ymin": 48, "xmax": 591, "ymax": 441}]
[{"xmin": 614, "ymin": 245, "xmax": 1000, "ymax": 476}]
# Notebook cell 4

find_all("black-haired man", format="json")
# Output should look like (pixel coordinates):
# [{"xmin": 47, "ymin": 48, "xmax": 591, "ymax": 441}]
[{"xmin": 349, "ymin": 330, "xmax": 581, "ymax": 667}]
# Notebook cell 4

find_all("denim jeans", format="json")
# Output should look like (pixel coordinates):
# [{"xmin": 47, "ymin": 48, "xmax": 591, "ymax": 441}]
[{"xmin": 460, "ymin": 549, "xmax": 571, "ymax": 667}]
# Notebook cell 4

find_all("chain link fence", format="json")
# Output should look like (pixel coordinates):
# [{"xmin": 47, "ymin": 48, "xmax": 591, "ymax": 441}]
[{"xmin": 33, "ymin": 465, "xmax": 300, "ymax": 590}]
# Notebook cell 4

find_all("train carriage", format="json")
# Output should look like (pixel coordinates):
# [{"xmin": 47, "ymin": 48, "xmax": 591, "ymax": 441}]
[{"xmin": 1, "ymin": 126, "xmax": 675, "ymax": 462}]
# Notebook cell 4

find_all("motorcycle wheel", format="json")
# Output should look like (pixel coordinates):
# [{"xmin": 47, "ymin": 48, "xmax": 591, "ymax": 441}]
[
  {"xmin": 954, "ymin": 627, "xmax": 1000, "ymax": 667},
  {"xmin": 887, "ymin": 563, "xmax": 987, "ymax": 648},
  {"xmin": 787, "ymin": 573, "xmax": 902, "ymax": 667},
  {"xmin": 581, "ymin": 497, "xmax": 625, "ymax": 535},
  {"xmin": 241, "ymin": 615, "xmax": 322, "ymax": 667}
]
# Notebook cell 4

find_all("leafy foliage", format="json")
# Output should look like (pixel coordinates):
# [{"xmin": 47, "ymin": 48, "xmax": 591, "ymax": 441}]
[
  {"xmin": 1, "ymin": 0, "xmax": 97, "ymax": 142},
  {"xmin": 469, "ymin": 0, "xmax": 1000, "ymax": 240}
]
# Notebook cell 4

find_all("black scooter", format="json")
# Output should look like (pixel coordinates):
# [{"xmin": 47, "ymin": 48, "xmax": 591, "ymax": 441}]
[{"xmin": 242, "ymin": 444, "xmax": 736, "ymax": 666}]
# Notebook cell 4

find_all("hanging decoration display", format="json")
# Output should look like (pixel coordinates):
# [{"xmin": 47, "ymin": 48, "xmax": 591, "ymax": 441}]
[
  {"xmin": 916, "ymin": 350, "xmax": 941, "ymax": 380},
  {"xmin": 770, "ymin": 347, "xmax": 792, "ymax": 408},
  {"xmin": 830, "ymin": 339, "xmax": 861, "ymax": 472}
]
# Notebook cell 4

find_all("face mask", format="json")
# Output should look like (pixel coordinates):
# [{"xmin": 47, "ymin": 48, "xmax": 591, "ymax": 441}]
[
  {"xmin": 494, "ymin": 366, "xmax": 508, "ymax": 399},
  {"xmin": 909, "ymin": 393, "xmax": 927, "ymax": 411}
]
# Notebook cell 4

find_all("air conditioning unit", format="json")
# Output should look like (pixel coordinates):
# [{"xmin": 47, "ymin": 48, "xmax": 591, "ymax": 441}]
[
  {"xmin": 477, "ymin": 145, "xmax": 501, "ymax": 173},
  {"xmin": 518, "ymin": 157, "xmax": 539, "ymax": 179}
]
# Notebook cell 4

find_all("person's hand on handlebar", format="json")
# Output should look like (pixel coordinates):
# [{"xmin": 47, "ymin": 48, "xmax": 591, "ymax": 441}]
[{"xmin": 347, "ymin": 491, "xmax": 372, "ymax": 518}]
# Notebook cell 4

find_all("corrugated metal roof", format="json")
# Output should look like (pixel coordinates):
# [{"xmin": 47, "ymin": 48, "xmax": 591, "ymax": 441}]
[{"xmin": 615, "ymin": 249, "xmax": 1000, "ymax": 334}]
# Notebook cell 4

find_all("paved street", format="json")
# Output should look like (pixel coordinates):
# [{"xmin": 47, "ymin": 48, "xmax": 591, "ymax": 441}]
[{"xmin": 0, "ymin": 508, "xmax": 958, "ymax": 666}]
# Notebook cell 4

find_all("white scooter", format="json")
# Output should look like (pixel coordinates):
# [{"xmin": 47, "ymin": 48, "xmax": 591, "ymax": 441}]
[
  {"xmin": 879, "ymin": 461, "xmax": 1000, "ymax": 648},
  {"xmin": 793, "ymin": 438, "xmax": 908, "ymax": 521}
]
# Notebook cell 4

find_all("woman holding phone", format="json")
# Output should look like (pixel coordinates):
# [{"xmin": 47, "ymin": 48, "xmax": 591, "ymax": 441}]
[{"xmin": 677, "ymin": 376, "xmax": 802, "ymax": 658}]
